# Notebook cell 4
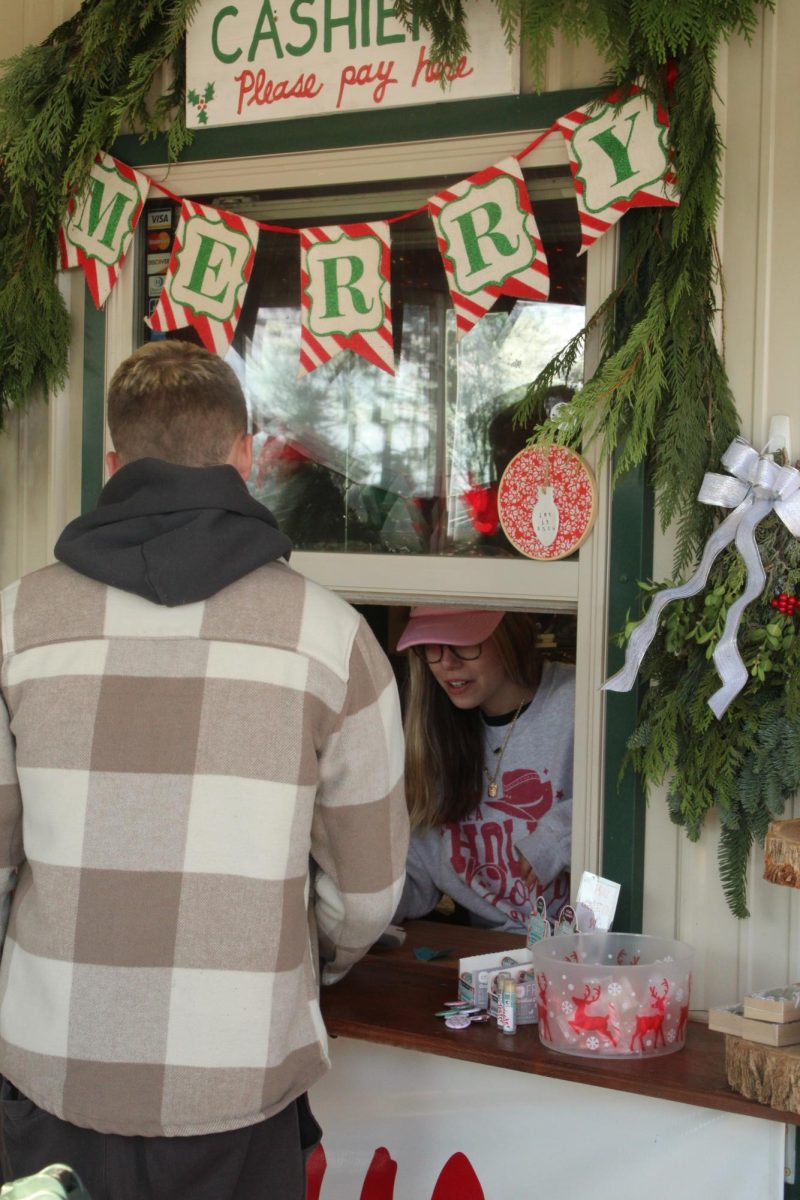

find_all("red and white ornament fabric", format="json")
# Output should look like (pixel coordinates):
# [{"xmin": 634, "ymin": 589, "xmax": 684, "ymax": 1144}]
[
  {"xmin": 58, "ymin": 152, "xmax": 150, "ymax": 309},
  {"xmin": 299, "ymin": 221, "xmax": 394, "ymax": 376},
  {"xmin": 498, "ymin": 445, "xmax": 597, "ymax": 561},
  {"xmin": 557, "ymin": 88, "xmax": 679, "ymax": 253},
  {"xmin": 146, "ymin": 199, "xmax": 259, "ymax": 355},
  {"xmin": 429, "ymin": 157, "xmax": 550, "ymax": 342}
]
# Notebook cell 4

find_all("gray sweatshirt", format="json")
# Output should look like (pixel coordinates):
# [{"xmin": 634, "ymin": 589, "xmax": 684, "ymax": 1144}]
[{"xmin": 396, "ymin": 660, "xmax": 575, "ymax": 933}]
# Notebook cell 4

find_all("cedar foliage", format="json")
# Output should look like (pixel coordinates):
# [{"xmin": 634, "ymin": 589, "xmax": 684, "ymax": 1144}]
[{"xmin": 0, "ymin": 0, "xmax": 199, "ymax": 421}]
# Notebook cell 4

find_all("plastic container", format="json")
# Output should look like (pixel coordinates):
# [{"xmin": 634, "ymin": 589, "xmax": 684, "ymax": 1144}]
[{"xmin": 531, "ymin": 932, "xmax": 693, "ymax": 1059}]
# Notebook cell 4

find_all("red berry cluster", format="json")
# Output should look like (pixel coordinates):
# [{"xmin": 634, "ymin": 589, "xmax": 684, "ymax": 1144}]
[{"xmin": 771, "ymin": 592, "xmax": 799, "ymax": 616}]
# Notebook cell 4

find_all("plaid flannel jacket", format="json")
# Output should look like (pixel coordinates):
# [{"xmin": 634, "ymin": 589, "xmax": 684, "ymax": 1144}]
[{"xmin": 0, "ymin": 559, "xmax": 407, "ymax": 1136}]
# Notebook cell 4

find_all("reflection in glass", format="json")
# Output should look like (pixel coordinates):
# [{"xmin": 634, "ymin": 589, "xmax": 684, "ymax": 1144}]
[{"xmin": 222, "ymin": 172, "xmax": 585, "ymax": 556}]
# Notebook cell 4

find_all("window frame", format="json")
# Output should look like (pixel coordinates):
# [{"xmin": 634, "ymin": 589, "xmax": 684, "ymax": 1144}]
[{"xmin": 80, "ymin": 90, "xmax": 649, "ymax": 928}]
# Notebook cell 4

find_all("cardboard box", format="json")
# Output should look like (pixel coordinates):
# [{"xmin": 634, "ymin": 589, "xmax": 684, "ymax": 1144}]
[
  {"xmin": 743, "ymin": 985, "xmax": 800, "ymax": 1024},
  {"xmin": 710, "ymin": 1004, "xmax": 800, "ymax": 1046},
  {"xmin": 708, "ymin": 1004, "xmax": 745, "ymax": 1036},
  {"xmin": 458, "ymin": 947, "xmax": 534, "ymax": 1009}
]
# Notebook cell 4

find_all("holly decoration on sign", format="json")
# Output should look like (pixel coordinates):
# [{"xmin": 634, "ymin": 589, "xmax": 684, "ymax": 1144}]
[{"xmin": 187, "ymin": 82, "xmax": 215, "ymax": 125}]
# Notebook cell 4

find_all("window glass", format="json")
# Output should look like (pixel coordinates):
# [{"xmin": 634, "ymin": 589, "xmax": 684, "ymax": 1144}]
[{"xmin": 206, "ymin": 169, "xmax": 585, "ymax": 555}]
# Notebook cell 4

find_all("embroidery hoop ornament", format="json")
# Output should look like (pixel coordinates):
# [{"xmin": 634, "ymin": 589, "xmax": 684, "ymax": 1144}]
[{"xmin": 498, "ymin": 445, "xmax": 598, "ymax": 561}]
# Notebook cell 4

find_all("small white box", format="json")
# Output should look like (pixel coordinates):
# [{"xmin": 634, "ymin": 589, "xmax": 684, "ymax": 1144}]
[{"xmin": 458, "ymin": 947, "xmax": 534, "ymax": 1009}]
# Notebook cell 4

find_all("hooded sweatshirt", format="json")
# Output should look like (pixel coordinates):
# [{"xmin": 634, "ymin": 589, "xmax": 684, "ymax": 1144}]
[{"xmin": 54, "ymin": 457, "xmax": 292, "ymax": 605}]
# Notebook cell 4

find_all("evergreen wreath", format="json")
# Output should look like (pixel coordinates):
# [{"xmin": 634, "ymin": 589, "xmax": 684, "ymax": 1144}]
[{"xmin": 0, "ymin": 0, "xmax": 784, "ymax": 913}]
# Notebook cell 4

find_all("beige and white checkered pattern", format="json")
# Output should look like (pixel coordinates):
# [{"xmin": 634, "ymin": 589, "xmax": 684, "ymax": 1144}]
[{"xmin": 0, "ymin": 560, "xmax": 407, "ymax": 1136}]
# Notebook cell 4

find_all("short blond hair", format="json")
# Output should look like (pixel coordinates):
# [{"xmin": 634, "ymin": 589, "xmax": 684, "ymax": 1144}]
[{"xmin": 107, "ymin": 341, "xmax": 247, "ymax": 467}]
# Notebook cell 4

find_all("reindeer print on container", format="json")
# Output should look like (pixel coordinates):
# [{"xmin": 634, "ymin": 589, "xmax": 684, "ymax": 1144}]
[{"xmin": 531, "ymin": 933, "xmax": 693, "ymax": 1058}]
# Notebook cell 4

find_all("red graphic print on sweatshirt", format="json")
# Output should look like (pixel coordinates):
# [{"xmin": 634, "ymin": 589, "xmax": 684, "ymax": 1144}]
[{"xmin": 446, "ymin": 768, "xmax": 553, "ymax": 924}]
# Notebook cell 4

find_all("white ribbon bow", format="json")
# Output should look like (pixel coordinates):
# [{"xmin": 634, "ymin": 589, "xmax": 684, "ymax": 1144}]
[{"xmin": 603, "ymin": 437, "xmax": 800, "ymax": 718}]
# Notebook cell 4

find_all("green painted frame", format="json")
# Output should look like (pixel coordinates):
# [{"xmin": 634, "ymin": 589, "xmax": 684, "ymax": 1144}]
[{"xmin": 83, "ymin": 86, "xmax": 649, "ymax": 929}]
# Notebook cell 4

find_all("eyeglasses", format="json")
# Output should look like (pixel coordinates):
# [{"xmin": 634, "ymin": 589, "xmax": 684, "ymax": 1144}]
[{"xmin": 412, "ymin": 643, "xmax": 484, "ymax": 665}]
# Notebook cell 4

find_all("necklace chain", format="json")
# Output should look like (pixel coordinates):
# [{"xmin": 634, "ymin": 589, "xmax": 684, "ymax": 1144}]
[{"xmin": 483, "ymin": 698, "xmax": 527, "ymax": 798}]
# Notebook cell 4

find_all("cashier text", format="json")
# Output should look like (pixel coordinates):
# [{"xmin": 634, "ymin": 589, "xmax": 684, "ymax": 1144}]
[
  {"xmin": 234, "ymin": 47, "xmax": 472, "ymax": 115},
  {"xmin": 213, "ymin": 4, "xmax": 471, "ymax": 113},
  {"xmin": 186, "ymin": 0, "xmax": 516, "ymax": 127}
]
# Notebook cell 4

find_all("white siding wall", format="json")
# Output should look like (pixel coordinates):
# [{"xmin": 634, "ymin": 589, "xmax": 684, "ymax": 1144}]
[{"xmin": 1, "ymin": 1, "xmax": 798, "ymax": 1006}]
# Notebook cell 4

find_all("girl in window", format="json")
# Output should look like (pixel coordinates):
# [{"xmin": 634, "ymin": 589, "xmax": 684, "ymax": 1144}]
[{"xmin": 395, "ymin": 606, "xmax": 574, "ymax": 933}]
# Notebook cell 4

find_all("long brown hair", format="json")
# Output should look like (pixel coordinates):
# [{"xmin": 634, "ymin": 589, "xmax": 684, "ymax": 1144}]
[{"xmin": 403, "ymin": 612, "xmax": 541, "ymax": 830}]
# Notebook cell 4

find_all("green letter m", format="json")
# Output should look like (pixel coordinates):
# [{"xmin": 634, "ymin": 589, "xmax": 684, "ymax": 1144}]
[{"xmin": 76, "ymin": 178, "xmax": 130, "ymax": 252}]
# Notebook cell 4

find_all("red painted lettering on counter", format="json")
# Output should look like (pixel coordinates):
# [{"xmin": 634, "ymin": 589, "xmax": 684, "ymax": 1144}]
[
  {"xmin": 306, "ymin": 1145, "xmax": 485, "ymax": 1199},
  {"xmin": 235, "ymin": 68, "xmax": 323, "ymax": 114}
]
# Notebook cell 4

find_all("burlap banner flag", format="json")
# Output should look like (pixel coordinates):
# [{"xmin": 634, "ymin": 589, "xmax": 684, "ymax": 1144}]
[
  {"xmin": 558, "ymin": 88, "xmax": 679, "ymax": 253},
  {"xmin": 429, "ymin": 157, "xmax": 550, "ymax": 342},
  {"xmin": 147, "ymin": 200, "xmax": 259, "ymax": 354},
  {"xmin": 299, "ymin": 221, "xmax": 394, "ymax": 376},
  {"xmin": 58, "ymin": 152, "xmax": 150, "ymax": 309}
]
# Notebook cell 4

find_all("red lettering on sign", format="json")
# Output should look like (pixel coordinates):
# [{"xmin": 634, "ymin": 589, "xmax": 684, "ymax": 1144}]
[
  {"xmin": 410, "ymin": 44, "xmax": 474, "ymax": 88},
  {"xmin": 336, "ymin": 59, "xmax": 398, "ymax": 109},
  {"xmin": 234, "ymin": 68, "xmax": 323, "ymax": 114}
]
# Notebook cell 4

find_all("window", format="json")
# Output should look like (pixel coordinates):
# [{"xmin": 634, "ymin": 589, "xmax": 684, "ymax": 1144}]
[{"xmin": 202, "ymin": 169, "xmax": 586, "ymax": 558}]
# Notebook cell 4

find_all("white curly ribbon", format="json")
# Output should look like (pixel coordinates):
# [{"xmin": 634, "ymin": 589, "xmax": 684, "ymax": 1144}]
[{"xmin": 603, "ymin": 437, "xmax": 800, "ymax": 719}]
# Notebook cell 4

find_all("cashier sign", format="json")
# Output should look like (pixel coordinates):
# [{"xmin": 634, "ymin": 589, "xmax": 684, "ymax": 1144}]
[{"xmin": 186, "ymin": 0, "xmax": 518, "ymax": 128}]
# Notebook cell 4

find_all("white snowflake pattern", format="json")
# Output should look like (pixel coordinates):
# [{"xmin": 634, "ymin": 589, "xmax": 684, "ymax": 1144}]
[
  {"xmin": 585, "ymin": 1036, "xmax": 600, "ymax": 1049},
  {"xmin": 667, "ymin": 1029, "xmax": 676, "ymax": 1042},
  {"xmin": 561, "ymin": 1000, "xmax": 575, "ymax": 1016},
  {"xmin": 607, "ymin": 982, "xmax": 622, "ymax": 996}
]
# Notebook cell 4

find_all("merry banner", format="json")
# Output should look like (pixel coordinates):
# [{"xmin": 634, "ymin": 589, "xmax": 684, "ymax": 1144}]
[{"xmin": 59, "ymin": 88, "xmax": 679, "ymax": 373}]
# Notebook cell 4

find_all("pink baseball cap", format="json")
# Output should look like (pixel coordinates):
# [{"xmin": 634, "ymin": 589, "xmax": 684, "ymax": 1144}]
[{"xmin": 396, "ymin": 606, "xmax": 504, "ymax": 652}]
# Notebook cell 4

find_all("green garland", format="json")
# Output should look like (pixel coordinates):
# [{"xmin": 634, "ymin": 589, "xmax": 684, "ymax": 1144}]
[
  {"xmin": 0, "ymin": 0, "xmax": 200, "ymax": 419},
  {"xmin": 0, "ymin": 0, "xmax": 786, "ymax": 914}
]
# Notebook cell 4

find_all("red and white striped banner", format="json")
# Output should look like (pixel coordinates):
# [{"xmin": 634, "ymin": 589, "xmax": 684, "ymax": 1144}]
[
  {"xmin": 61, "ymin": 93, "xmax": 684, "ymax": 360},
  {"xmin": 429, "ymin": 157, "xmax": 549, "ymax": 342},
  {"xmin": 557, "ymin": 89, "xmax": 679, "ymax": 253},
  {"xmin": 146, "ymin": 199, "xmax": 259, "ymax": 355},
  {"xmin": 299, "ymin": 221, "xmax": 394, "ymax": 376},
  {"xmin": 58, "ymin": 153, "xmax": 150, "ymax": 309}
]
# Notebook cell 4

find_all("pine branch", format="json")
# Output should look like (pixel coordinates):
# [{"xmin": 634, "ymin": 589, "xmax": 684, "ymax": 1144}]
[{"xmin": 0, "ymin": 0, "xmax": 201, "ymax": 419}]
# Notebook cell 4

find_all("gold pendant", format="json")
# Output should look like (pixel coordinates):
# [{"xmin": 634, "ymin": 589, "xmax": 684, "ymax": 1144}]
[{"xmin": 487, "ymin": 782, "xmax": 498, "ymax": 798}]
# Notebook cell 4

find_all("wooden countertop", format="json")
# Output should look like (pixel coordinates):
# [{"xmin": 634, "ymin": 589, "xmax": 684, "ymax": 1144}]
[{"xmin": 320, "ymin": 920, "xmax": 800, "ymax": 1127}]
